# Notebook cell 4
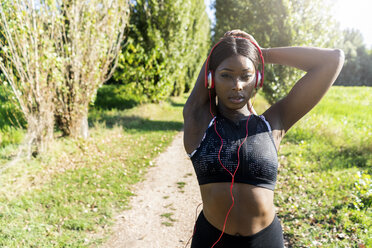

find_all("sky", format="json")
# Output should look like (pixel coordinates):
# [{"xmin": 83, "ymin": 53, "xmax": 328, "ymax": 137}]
[
  {"xmin": 332, "ymin": 0, "xmax": 372, "ymax": 48},
  {"xmin": 204, "ymin": 0, "xmax": 372, "ymax": 48}
]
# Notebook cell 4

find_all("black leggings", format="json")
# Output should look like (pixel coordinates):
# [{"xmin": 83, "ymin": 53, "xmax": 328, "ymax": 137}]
[{"xmin": 191, "ymin": 211, "xmax": 284, "ymax": 248}]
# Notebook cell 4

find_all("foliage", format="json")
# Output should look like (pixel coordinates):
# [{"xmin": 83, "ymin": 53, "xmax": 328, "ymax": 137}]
[
  {"xmin": 335, "ymin": 29, "xmax": 372, "ymax": 86},
  {"xmin": 94, "ymin": 84, "xmax": 143, "ymax": 110},
  {"xmin": 213, "ymin": 0, "xmax": 342, "ymax": 104},
  {"xmin": 277, "ymin": 86, "xmax": 371, "ymax": 247},
  {"xmin": 0, "ymin": 85, "xmax": 25, "ymax": 147},
  {"xmin": 0, "ymin": 84, "xmax": 25, "ymax": 130},
  {"xmin": 0, "ymin": 127, "xmax": 24, "ymax": 148},
  {"xmin": 0, "ymin": 95, "xmax": 186, "ymax": 246},
  {"xmin": 108, "ymin": 0, "xmax": 211, "ymax": 104}
]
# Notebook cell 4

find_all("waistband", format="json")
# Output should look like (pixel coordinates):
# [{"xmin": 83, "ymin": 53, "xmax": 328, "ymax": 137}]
[{"xmin": 199, "ymin": 210, "xmax": 280, "ymax": 241}]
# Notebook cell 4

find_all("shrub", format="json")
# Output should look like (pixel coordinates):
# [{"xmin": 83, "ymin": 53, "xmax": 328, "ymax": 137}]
[{"xmin": 93, "ymin": 85, "xmax": 143, "ymax": 110}]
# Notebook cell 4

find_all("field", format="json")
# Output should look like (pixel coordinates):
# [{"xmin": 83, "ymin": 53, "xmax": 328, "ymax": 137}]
[
  {"xmin": 275, "ymin": 86, "xmax": 371, "ymax": 247},
  {"xmin": 0, "ymin": 86, "xmax": 370, "ymax": 247}
]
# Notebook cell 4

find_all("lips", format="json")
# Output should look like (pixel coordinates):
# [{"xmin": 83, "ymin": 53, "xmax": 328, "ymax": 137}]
[{"xmin": 228, "ymin": 95, "xmax": 245, "ymax": 104}]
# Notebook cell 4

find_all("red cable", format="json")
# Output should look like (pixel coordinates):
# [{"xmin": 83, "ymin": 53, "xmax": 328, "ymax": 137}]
[{"xmin": 210, "ymin": 107, "xmax": 251, "ymax": 248}]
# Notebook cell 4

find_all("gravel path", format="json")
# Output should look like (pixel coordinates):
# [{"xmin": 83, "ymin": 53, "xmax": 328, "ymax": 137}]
[{"xmin": 101, "ymin": 132, "xmax": 201, "ymax": 248}]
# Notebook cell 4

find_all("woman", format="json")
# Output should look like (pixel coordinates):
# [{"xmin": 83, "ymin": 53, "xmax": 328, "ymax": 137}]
[{"xmin": 183, "ymin": 30, "xmax": 344, "ymax": 248}]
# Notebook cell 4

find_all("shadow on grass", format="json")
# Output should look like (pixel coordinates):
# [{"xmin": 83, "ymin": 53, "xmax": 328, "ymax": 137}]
[
  {"xmin": 168, "ymin": 99, "xmax": 185, "ymax": 108},
  {"xmin": 90, "ymin": 114, "xmax": 183, "ymax": 132}
]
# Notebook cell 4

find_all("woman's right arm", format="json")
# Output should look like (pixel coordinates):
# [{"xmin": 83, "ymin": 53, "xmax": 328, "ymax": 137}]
[{"xmin": 183, "ymin": 60, "xmax": 215, "ymax": 154}]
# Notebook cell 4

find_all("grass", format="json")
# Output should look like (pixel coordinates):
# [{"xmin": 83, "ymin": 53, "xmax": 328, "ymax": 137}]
[
  {"xmin": 0, "ymin": 87, "xmax": 370, "ymax": 247},
  {"xmin": 276, "ymin": 86, "xmax": 371, "ymax": 247},
  {"xmin": 0, "ymin": 95, "xmax": 186, "ymax": 247},
  {"xmin": 160, "ymin": 212, "xmax": 177, "ymax": 226}
]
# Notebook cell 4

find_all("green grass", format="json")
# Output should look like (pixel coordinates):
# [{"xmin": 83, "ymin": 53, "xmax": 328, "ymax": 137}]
[
  {"xmin": 276, "ymin": 86, "xmax": 371, "ymax": 247},
  {"xmin": 0, "ymin": 87, "xmax": 370, "ymax": 247},
  {"xmin": 0, "ymin": 95, "xmax": 186, "ymax": 247}
]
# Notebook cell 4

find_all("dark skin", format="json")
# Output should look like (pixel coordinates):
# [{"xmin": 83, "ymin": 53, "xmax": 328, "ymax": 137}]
[{"xmin": 183, "ymin": 31, "xmax": 344, "ymax": 236}]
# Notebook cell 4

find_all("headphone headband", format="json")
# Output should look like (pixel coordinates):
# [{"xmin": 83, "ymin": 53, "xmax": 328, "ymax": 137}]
[{"xmin": 205, "ymin": 36, "xmax": 265, "ymax": 89}]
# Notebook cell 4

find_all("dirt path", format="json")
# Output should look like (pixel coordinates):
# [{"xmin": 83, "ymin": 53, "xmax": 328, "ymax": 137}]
[{"xmin": 101, "ymin": 132, "xmax": 201, "ymax": 248}]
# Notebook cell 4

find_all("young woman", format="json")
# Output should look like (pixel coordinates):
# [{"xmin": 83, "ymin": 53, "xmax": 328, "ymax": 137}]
[{"xmin": 183, "ymin": 30, "xmax": 344, "ymax": 248}]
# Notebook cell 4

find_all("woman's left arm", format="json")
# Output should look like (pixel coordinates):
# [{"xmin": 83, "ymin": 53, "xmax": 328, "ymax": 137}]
[{"xmin": 263, "ymin": 47, "xmax": 344, "ymax": 137}]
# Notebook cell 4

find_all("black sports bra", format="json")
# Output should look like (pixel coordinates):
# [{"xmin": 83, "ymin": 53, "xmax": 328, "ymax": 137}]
[{"xmin": 188, "ymin": 114, "xmax": 278, "ymax": 191}]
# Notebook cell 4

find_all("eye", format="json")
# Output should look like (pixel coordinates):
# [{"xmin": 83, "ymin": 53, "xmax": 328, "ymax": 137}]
[
  {"xmin": 241, "ymin": 74, "xmax": 252, "ymax": 81},
  {"xmin": 221, "ymin": 73, "xmax": 231, "ymax": 78}
]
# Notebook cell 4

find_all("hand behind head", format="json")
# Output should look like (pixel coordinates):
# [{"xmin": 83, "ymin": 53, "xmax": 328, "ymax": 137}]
[{"xmin": 223, "ymin": 30, "xmax": 260, "ymax": 48}]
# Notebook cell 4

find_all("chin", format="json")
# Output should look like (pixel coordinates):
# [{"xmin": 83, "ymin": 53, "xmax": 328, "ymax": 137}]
[{"xmin": 225, "ymin": 101, "xmax": 247, "ymax": 110}]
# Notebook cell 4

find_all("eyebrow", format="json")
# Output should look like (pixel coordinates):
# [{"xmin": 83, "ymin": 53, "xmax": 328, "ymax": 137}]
[{"xmin": 219, "ymin": 68, "xmax": 254, "ymax": 72}]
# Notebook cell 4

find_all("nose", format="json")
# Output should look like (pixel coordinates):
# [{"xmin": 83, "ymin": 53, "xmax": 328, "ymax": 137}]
[{"xmin": 232, "ymin": 78, "xmax": 243, "ymax": 91}]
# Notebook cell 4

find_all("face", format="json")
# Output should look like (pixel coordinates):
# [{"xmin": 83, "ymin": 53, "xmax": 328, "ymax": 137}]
[{"xmin": 214, "ymin": 54, "xmax": 256, "ymax": 111}]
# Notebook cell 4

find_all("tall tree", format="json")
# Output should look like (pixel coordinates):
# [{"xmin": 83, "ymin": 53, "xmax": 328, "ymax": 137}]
[
  {"xmin": 110, "ymin": 0, "xmax": 210, "ymax": 103},
  {"xmin": 54, "ymin": 0, "xmax": 130, "ymax": 138},
  {"xmin": 335, "ymin": 29, "xmax": 372, "ymax": 86}
]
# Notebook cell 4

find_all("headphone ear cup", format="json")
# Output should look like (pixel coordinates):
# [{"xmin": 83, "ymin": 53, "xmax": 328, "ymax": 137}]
[
  {"xmin": 255, "ymin": 71, "xmax": 261, "ymax": 88},
  {"xmin": 207, "ymin": 70, "xmax": 214, "ymax": 89},
  {"xmin": 259, "ymin": 71, "xmax": 264, "ymax": 88}
]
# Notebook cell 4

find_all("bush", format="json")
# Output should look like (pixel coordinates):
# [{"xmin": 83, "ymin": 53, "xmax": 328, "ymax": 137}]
[
  {"xmin": 0, "ymin": 126, "xmax": 24, "ymax": 147},
  {"xmin": 0, "ymin": 86, "xmax": 25, "ymax": 129},
  {"xmin": 93, "ymin": 85, "xmax": 143, "ymax": 110}
]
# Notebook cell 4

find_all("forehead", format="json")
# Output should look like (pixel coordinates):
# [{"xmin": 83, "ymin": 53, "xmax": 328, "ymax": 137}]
[{"xmin": 216, "ymin": 55, "xmax": 255, "ymax": 72}]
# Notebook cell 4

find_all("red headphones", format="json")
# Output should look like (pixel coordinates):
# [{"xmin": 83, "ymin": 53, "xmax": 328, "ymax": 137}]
[{"xmin": 205, "ymin": 36, "xmax": 265, "ymax": 90}]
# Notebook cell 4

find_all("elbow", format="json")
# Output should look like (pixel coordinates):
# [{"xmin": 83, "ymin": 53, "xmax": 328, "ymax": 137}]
[{"xmin": 332, "ymin": 48, "xmax": 345, "ymax": 68}]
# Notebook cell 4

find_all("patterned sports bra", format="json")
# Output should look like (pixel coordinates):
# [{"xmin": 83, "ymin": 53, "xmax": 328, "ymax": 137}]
[{"xmin": 188, "ymin": 114, "xmax": 278, "ymax": 191}]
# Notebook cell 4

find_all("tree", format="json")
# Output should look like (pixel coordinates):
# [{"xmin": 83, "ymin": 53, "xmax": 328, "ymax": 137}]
[
  {"xmin": 335, "ymin": 29, "xmax": 372, "ymax": 86},
  {"xmin": 54, "ymin": 0, "xmax": 130, "ymax": 138},
  {"xmin": 110, "ymin": 0, "xmax": 210, "ymax": 103},
  {"xmin": 0, "ymin": 1, "xmax": 61, "ymax": 155},
  {"xmin": 213, "ymin": 0, "xmax": 342, "ymax": 103},
  {"xmin": 0, "ymin": 0, "xmax": 130, "ymax": 156}
]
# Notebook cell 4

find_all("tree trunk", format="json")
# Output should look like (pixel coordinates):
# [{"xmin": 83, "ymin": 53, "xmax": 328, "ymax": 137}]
[
  {"xmin": 69, "ymin": 110, "xmax": 89, "ymax": 139},
  {"xmin": 26, "ymin": 102, "xmax": 54, "ymax": 157},
  {"xmin": 55, "ymin": 104, "xmax": 89, "ymax": 139}
]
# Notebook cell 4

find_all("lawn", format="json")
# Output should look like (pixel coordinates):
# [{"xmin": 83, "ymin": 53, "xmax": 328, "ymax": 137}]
[{"xmin": 275, "ymin": 86, "xmax": 371, "ymax": 247}]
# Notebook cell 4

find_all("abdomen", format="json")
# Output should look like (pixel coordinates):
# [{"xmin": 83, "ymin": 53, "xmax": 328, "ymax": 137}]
[{"xmin": 200, "ymin": 182, "xmax": 276, "ymax": 236}]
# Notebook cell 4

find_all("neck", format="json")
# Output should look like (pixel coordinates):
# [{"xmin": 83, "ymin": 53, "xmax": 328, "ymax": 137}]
[{"xmin": 218, "ymin": 104, "xmax": 251, "ymax": 123}]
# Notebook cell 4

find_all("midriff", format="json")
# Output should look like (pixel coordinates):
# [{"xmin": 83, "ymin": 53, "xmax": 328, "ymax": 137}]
[{"xmin": 200, "ymin": 182, "xmax": 275, "ymax": 236}]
